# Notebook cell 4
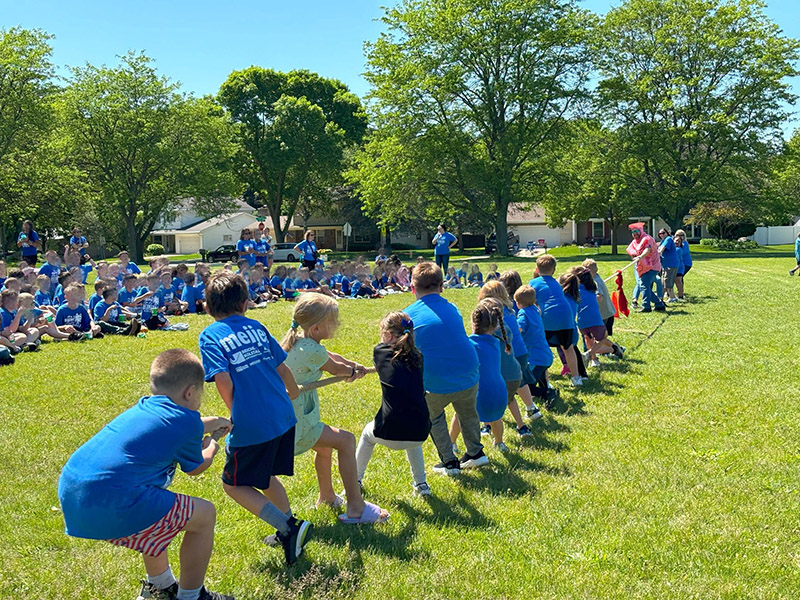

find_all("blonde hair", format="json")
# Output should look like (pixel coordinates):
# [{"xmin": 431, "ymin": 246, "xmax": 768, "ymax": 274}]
[
  {"xmin": 478, "ymin": 279, "xmax": 512, "ymax": 309},
  {"xmin": 18, "ymin": 292, "xmax": 35, "ymax": 309},
  {"xmin": 473, "ymin": 298, "xmax": 510, "ymax": 353},
  {"xmin": 514, "ymin": 285, "xmax": 537, "ymax": 308},
  {"xmin": 281, "ymin": 293, "xmax": 338, "ymax": 351}
]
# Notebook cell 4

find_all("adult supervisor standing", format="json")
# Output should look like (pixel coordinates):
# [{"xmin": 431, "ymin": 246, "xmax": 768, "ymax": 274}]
[
  {"xmin": 405, "ymin": 262, "xmax": 488, "ymax": 476},
  {"xmin": 294, "ymin": 230, "xmax": 318, "ymax": 270},
  {"xmin": 17, "ymin": 220, "xmax": 41, "ymax": 266},
  {"xmin": 626, "ymin": 223, "xmax": 665, "ymax": 313},
  {"xmin": 431, "ymin": 224, "xmax": 457, "ymax": 272}
]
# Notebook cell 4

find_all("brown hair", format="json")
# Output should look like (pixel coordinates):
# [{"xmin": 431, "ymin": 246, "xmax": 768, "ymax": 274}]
[
  {"xmin": 478, "ymin": 280, "xmax": 512, "ymax": 309},
  {"xmin": 240, "ymin": 228, "xmax": 252, "ymax": 240},
  {"xmin": 411, "ymin": 261, "xmax": 443, "ymax": 292},
  {"xmin": 149, "ymin": 349, "xmax": 206, "ymax": 396},
  {"xmin": 379, "ymin": 311, "xmax": 422, "ymax": 369},
  {"xmin": 281, "ymin": 293, "xmax": 338, "ymax": 352},
  {"xmin": 473, "ymin": 298, "xmax": 510, "ymax": 353},
  {"xmin": 498, "ymin": 270, "xmax": 522, "ymax": 300},
  {"xmin": 304, "ymin": 230, "xmax": 315, "ymax": 242},
  {"xmin": 559, "ymin": 271, "xmax": 580, "ymax": 302},
  {"xmin": 0, "ymin": 289, "xmax": 18, "ymax": 304},
  {"xmin": 536, "ymin": 254, "xmax": 557, "ymax": 275},
  {"xmin": 205, "ymin": 272, "xmax": 249, "ymax": 318},
  {"xmin": 514, "ymin": 285, "xmax": 537, "ymax": 308},
  {"xmin": 577, "ymin": 267, "xmax": 597, "ymax": 291}
]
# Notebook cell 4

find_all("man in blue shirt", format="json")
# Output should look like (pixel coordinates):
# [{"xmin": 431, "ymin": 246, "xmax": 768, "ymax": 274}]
[
  {"xmin": 199, "ymin": 272, "xmax": 312, "ymax": 565},
  {"xmin": 58, "ymin": 349, "xmax": 233, "ymax": 600},
  {"xmin": 431, "ymin": 224, "xmax": 457, "ymax": 273},
  {"xmin": 657, "ymin": 229, "xmax": 680, "ymax": 303},
  {"xmin": 404, "ymin": 261, "xmax": 486, "ymax": 476}
]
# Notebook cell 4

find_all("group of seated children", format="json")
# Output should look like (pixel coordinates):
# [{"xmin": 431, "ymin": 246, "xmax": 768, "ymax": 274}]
[{"xmin": 443, "ymin": 262, "xmax": 500, "ymax": 289}]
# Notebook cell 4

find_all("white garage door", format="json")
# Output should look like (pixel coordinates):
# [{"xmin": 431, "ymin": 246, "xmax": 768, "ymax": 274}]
[
  {"xmin": 513, "ymin": 226, "xmax": 560, "ymax": 248},
  {"xmin": 177, "ymin": 235, "xmax": 202, "ymax": 254}
]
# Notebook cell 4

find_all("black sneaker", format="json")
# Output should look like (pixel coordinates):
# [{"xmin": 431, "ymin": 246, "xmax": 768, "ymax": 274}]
[
  {"xmin": 198, "ymin": 586, "xmax": 235, "ymax": 600},
  {"xmin": 432, "ymin": 459, "xmax": 461, "ymax": 476},
  {"xmin": 544, "ymin": 388, "xmax": 560, "ymax": 410},
  {"xmin": 136, "ymin": 581, "xmax": 178, "ymax": 600},
  {"xmin": 93, "ymin": 331, "xmax": 105, "ymax": 339},
  {"xmin": 636, "ymin": 307, "xmax": 652, "ymax": 313},
  {"xmin": 459, "ymin": 450, "xmax": 489, "ymax": 469},
  {"xmin": 277, "ymin": 517, "xmax": 313, "ymax": 565},
  {"xmin": 654, "ymin": 305, "xmax": 666, "ymax": 312},
  {"xmin": 517, "ymin": 425, "xmax": 532, "ymax": 437},
  {"xmin": 68, "ymin": 332, "xmax": 84, "ymax": 341},
  {"xmin": 480, "ymin": 424, "xmax": 491, "ymax": 436},
  {"xmin": 612, "ymin": 343, "xmax": 625, "ymax": 359}
]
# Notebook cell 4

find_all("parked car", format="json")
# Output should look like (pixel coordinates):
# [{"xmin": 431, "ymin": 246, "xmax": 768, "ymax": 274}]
[
  {"xmin": 271, "ymin": 243, "xmax": 300, "ymax": 263},
  {"xmin": 200, "ymin": 245, "xmax": 239, "ymax": 262},
  {"xmin": 484, "ymin": 231, "xmax": 520, "ymax": 254}
]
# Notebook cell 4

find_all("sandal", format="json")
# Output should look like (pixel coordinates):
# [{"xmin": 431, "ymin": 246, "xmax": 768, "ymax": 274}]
[{"xmin": 337, "ymin": 501, "xmax": 389, "ymax": 525}]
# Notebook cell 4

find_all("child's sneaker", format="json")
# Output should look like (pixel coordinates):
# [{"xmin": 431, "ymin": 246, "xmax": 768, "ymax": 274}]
[
  {"xmin": 544, "ymin": 388, "xmax": 560, "ymax": 409},
  {"xmin": 589, "ymin": 358, "xmax": 601, "ymax": 368},
  {"xmin": 582, "ymin": 350, "xmax": 591, "ymax": 363},
  {"xmin": 459, "ymin": 450, "xmax": 489, "ymax": 469},
  {"xmin": 517, "ymin": 424, "xmax": 532, "ymax": 437},
  {"xmin": 526, "ymin": 404, "xmax": 543, "ymax": 420},
  {"xmin": 612, "ymin": 343, "xmax": 625, "ymax": 359},
  {"xmin": 560, "ymin": 365, "xmax": 570, "ymax": 376},
  {"xmin": 494, "ymin": 441, "xmax": 509, "ymax": 453},
  {"xmin": 136, "ymin": 581, "xmax": 178, "ymax": 600},
  {"xmin": 0, "ymin": 347, "xmax": 14, "ymax": 366},
  {"xmin": 277, "ymin": 517, "xmax": 313, "ymax": 565},
  {"xmin": 198, "ymin": 587, "xmax": 235, "ymax": 600},
  {"xmin": 432, "ymin": 459, "xmax": 461, "ymax": 476},
  {"xmin": 570, "ymin": 375, "xmax": 584, "ymax": 387},
  {"xmin": 480, "ymin": 424, "xmax": 492, "ymax": 436},
  {"xmin": 412, "ymin": 481, "xmax": 431, "ymax": 496}
]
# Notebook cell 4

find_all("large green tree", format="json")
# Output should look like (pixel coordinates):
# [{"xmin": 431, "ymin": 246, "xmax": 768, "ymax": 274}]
[
  {"xmin": 353, "ymin": 0, "xmax": 594, "ymax": 255},
  {"xmin": 59, "ymin": 52, "xmax": 238, "ymax": 262},
  {"xmin": 218, "ymin": 68, "xmax": 367, "ymax": 243},
  {"xmin": 595, "ymin": 0, "xmax": 800, "ymax": 231}
]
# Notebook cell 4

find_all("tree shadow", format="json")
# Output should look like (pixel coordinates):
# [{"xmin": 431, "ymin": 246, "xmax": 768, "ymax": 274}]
[
  {"xmin": 251, "ymin": 551, "xmax": 365, "ymax": 600},
  {"xmin": 546, "ymin": 392, "xmax": 589, "ymax": 417}
]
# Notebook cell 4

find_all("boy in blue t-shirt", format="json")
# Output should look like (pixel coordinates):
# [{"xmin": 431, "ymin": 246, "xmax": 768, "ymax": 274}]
[
  {"xmin": 139, "ymin": 273, "xmax": 168, "ymax": 330},
  {"xmin": 530, "ymin": 255, "xmax": 583, "ymax": 387},
  {"xmin": 34, "ymin": 275, "xmax": 54, "ymax": 307},
  {"xmin": 515, "ymin": 286, "xmax": 557, "ymax": 407},
  {"xmin": 53, "ymin": 271, "xmax": 74, "ymax": 306},
  {"xmin": 37, "ymin": 250, "xmax": 62, "ymax": 294},
  {"xmin": 159, "ymin": 271, "xmax": 187, "ymax": 315},
  {"xmin": 119, "ymin": 274, "xmax": 145, "ymax": 309},
  {"xmin": 93, "ymin": 287, "xmax": 142, "ymax": 335},
  {"xmin": 117, "ymin": 250, "xmax": 141, "ymax": 275},
  {"xmin": 1, "ymin": 289, "xmax": 41, "ymax": 352},
  {"xmin": 88, "ymin": 279, "xmax": 108, "ymax": 314},
  {"xmin": 181, "ymin": 273, "xmax": 204, "ymax": 314},
  {"xmin": 55, "ymin": 284, "xmax": 101, "ymax": 339},
  {"xmin": 198, "ymin": 272, "xmax": 312, "ymax": 565},
  {"xmin": 58, "ymin": 349, "xmax": 233, "ymax": 600}
]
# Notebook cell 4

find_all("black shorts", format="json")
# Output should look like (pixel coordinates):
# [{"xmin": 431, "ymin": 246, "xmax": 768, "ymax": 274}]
[
  {"xmin": 604, "ymin": 316, "xmax": 614, "ymax": 336},
  {"xmin": 515, "ymin": 354, "xmax": 537, "ymax": 387},
  {"xmin": 545, "ymin": 328, "xmax": 573, "ymax": 349},
  {"xmin": 222, "ymin": 426, "xmax": 295, "ymax": 489}
]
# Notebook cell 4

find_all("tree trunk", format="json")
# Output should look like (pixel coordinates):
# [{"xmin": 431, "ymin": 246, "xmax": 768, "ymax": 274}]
[
  {"xmin": 383, "ymin": 226, "xmax": 392, "ymax": 254},
  {"xmin": 495, "ymin": 206, "xmax": 509, "ymax": 256},
  {"xmin": 126, "ymin": 214, "xmax": 142, "ymax": 264},
  {"xmin": 608, "ymin": 220, "xmax": 618, "ymax": 255}
]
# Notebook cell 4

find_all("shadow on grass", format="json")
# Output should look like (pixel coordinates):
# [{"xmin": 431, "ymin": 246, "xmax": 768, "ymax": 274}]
[
  {"xmin": 309, "ymin": 517, "xmax": 423, "ymax": 562},
  {"xmin": 514, "ymin": 416, "xmax": 572, "ymax": 453},
  {"xmin": 393, "ymin": 491, "xmax": 498, "ymax": 530},
  {"xmin": 251, "ymin": 552, "xmax": 365, "ymax": 600},
  {"xmin": 593, "ymin": 356, "xmax": 645, "ymax": 376},
  {"xmin": 545, "ymin": 388, "xmax": 589, "ymax": 417},
  {"xmin": 502, "ymin": 449, "xmax": 572, "ymax": 478},
  {"xmin": 455, "ymin": 463, "xmax": 539, "ymax": 498}
]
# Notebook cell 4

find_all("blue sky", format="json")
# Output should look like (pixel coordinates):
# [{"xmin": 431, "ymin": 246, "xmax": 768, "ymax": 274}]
[{"xmin": 1, "ymin": 0, "xmax": 798, "ymax": 131}]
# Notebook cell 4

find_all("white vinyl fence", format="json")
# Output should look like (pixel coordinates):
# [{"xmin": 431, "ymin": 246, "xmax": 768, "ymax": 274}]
[{"xmin": 751, "ymin": 226, "xmax": 800, "ymax": 245}]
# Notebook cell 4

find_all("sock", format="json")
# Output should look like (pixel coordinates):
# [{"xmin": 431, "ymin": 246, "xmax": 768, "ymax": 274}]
[
  {"xmin": 147, "ymin": 567, "xmax": 177, "ymax": 590},
  {"xmin": 176, "ymin": 585, "xmax": 202, "ymax": 600},
  {"xmin": 258, "ymin": 501, "xmax": 291, "ymax": 535},
  {"xmin": 285, "ymin": 508, "xmax": 293, "ymax": 518}
]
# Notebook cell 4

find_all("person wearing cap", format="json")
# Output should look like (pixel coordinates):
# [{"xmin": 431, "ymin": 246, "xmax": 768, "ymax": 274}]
[{"xmin": 625, "ymin": 223, "xmax": 665, "ymax": 313}]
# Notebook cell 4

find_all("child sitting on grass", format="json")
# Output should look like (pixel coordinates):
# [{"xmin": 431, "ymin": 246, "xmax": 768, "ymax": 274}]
[
  {"xmin": 1, "ymin": 289, "xmax": 42, "ymax": 351},
  {"xmin": 181, "ymin": 273, "xmax": 204, "ymax": 314},
  {"xmin": 34, "ymin": 274, "xmax": 54, "ymax": 309},
  {"xmin": 58, "ymin": 349, "xmax": 234, "ymax": 600},
  {"xmin": 282, "ymin": 294, "xmax": 390, "ymax": 524},
  {"xmin": 199, "ymin": 272, "xmax": 313, "ymax": 566},
  {"xmin": 355, "ymin": 311, "xmax": 432, "ymax": 496},
  {"xmin": 138, "ymin": 273, "xmax": 169, "ymax": 330},
  {"xmin": 18, "ymin": 292, "xmax": 70, "ymax": 341},
  {"xmin": 485, "ymin": 264, "xmax": 500, "ymax": 281},
  {"xmin": 444, "ymin": 266, "xmax": 463, "ymax": 289},
  {"xmin": 455, "ymin": 261, "xmax": 469, "ymax": 286},
  {"xmin": 467, "ymin": 264, "xmax": 484, "ymax": 287},
  {"xmin": 55, "ymin": 283, "xmax": 102, "ymax": 340},
  {"xmin": 93, "ymin": 287, "xmax": 142, "ymax": 336},
  {"xmin": 160, "ymin": 271, "xmax": 187, "ymax": 315}
]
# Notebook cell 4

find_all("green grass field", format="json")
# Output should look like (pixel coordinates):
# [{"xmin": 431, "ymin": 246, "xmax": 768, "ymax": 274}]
[{"xmin": 1, "ymin": 248, "xmax": 797, "ymax": 599}]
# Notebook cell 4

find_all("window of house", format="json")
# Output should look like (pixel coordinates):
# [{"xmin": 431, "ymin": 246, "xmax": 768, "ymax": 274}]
[
  {"xmin": 223, "ymin": 234, "xmax": 232, "ymax": 242},
  {"xmin": 592, "ymin": 222, "xmax": 604, "ymax": 239}
]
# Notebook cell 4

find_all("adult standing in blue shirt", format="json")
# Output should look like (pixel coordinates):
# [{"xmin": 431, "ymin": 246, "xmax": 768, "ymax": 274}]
[
  {"xmin": 657, "ymin": 228, "xmax": 680, "ymax": 303},
  {"xmin": 674, "ymin": 229, "xmax": 693, "ymax": 299},
  {"xmin": 404, "ymin": 261, "xmax": 486, "ymax": 476},
  {"xmin": 68, "ymin": 227, "xmax": 89, "ymax": 257},
  {"xmin": 294, "ymin": 230, "xmax": 318, "ymax": 270},
  {"xmin": 431, "ymin": 224, "xmax": 457, "ymax": 273},
  {"xmin": 252, "ymin": 228, "xmax": 271, "ymax": 267},
  {"xmin": 236, "ymin": 228, "xmax": 257, "ymax": 268},
  {"xmin": 17, "ymin": 220, "xmax": 41, "ymax": 266}
]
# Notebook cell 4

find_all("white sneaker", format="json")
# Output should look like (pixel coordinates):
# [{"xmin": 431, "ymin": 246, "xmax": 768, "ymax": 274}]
[
  {"xmin": 590, "ymin": 358, "xmax": 601, "ymax": 368},
  {"xmin": 582, "ymin": 350, "xmax": 591, "ymax": 363},
  {"xmin": 571, "ymin": 375, "xmax": 584, "ymax": 387},
  {"xmin": 494, "ymin": 441, "xmax": 509, "ymax": 453},
  {"xmin": 412, "ymin": 482, "xmax": 431, "ymax": 496},
  {"xmin": 460, "ymin": 451, "xmax": 490, "ymax": 469}
]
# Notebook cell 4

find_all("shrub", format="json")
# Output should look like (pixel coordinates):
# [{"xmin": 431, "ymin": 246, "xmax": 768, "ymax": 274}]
[
  {"xmin": 699, "ymin": 238, "xmax": 759, "ymax": 251},
  {"xmin": 146, "ymin": 243, "xmax": 165, "ymax": 256}
]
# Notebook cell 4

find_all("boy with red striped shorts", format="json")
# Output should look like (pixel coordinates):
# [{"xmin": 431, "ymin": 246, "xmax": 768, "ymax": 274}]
[{"xmin": 58, "ymin": 349, "xmax": 234, "ymax": 600}]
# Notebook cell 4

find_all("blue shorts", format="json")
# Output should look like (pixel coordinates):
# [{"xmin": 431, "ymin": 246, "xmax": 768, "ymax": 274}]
[{"xmin": 222, "ymin": 427, "xmax": 295, "ymax": 489}]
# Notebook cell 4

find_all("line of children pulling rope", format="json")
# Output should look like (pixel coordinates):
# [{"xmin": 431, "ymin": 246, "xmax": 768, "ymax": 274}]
[{"xmin": 56, "ymin": 255, "xmax": 627, "ymax": 600}]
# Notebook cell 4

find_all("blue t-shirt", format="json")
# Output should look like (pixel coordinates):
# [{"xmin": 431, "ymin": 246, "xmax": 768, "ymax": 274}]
[
  {"xmin": 69, "ymin": 235, "xmax": 88, "ymax": 255},
  {"xmin": 237, "ymin": 239, "xmax": 257, "ymax": 267},
  {"xmin": 681, "ymin": 242, "xmax": 693, "ymax": 267},
  {"xmin": 94, "ymin": 300, "xmax": 122, "ymax": 322},
  {"xmin": 469, "ymin": 333, "xmax": 507, "ymax": 423},
  {"xmin": 254, "ymin": 239, "xmax": 270, "ymax": 265},
  {"xmin": 659, "ymin": 236, "xmax": 680, "ymax": 269},
  {"xmin": 404, "ymin": 294, "xmax": 479, "ymax": 394},
  {"xmin": 18, "ymin": 230, "xmax": 39, "ymax": 257},
  {"xmin": 173, "ymin": 276, "xmax": 185, "ymax": 292},
  {"xmin": 530, "ymin": 276, "xmax": 574, "ymax": 331},
  {"xmin": 38, "ymin": 263, "xmax": 62, "ymax": 292},
  {"xmin": 434, "ymin": 232, "xmax": 457, "ymax": 255},
  {"xmin": 468, "ymin": 272, "xmax": 483, "ymax": 284},
  {"xmin": 455, "ymin": 268, "xmax": 467, "ymax": 283},
  {"xmin": 517, "ymin": 306, "xmax": 554, "ymax": 368},
  {"xmin": 296, "ymin": 240, "xmax": 317, "ymax": 261},
  {"xmin": 55, "ymin": 304, "xmax": 92, "ymax": 332},
  {"xmin": 494, "ymin": 322, "xmax": 522, "ymax": 383},
  {"xmin": 181, "ymin": 285, "xmax": 202, "ymax": 312},
  {"xmin": 0, "ymin": 307, "xmax": 25, "ymax": 330},
  {"xmin": 34, "ymin": 290, "xmax": 53, "ymax": 307},
  {"xmin": 74, "ymin": 264, "xmax": 93, "ymax": 284},
  {"xmin": 138, "ymin": 289, "xmax": 164, "ymax": 314},
  {"xmin": 577, "ymin": 284, "xmax": 604, "ymax": 329},
  {"xmin": 53, "ymin": 285, "xmax": 66, "ymax": 306},
  {"xmin": 57, "ymin": 395, "xmax": 203, "ymax": 540},
  {"xmin": 503, "ymin": 306, "xmax": 527, "ymax": 358},
  {"xmin": 118, "ymin": 287, "xmax": 140, "ymax": 306},
  {"xmin": 282, "ymin": 277, "xmax": 297, "ymax": 299},
  {"xmin": 88, "ymin": 293, "xmax": 102, "ymax": 313},
  {"xmin": 199, "ymin": 315, "xmax": 296, "ymax": 447},
  {"xmin": 269, "ymin": 275, "xmax": 283, "ymax": 288},
  {"xmin": 341, "ymin": 276, "xmax": 352, "ymax": 295},
  {"xmin": 122, "ymin": 263, "xmax": 141, "ymax": 275},
  {"xmin": 159, "ymin": 283, "xmax": 179, "ymax": 304}
]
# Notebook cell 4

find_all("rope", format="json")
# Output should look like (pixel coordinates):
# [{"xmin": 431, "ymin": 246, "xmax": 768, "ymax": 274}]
[
  {"xmin": 297, "ymin": 367, "xmax": 377, "ymax": 394},
  {"xmin": 603, "ymin": 260, "xmax": 636, "ymax": 282}
]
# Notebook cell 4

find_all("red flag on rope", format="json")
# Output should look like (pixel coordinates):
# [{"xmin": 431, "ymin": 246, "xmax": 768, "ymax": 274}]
[{"xmin": 611, "ymin": 269, "xmax": 629, "ymax": 317}]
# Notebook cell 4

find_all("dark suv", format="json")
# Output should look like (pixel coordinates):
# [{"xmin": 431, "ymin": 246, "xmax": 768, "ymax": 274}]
[{"xmin": 201, "ymin": 245, "xmax": 239, "ymax": 262}]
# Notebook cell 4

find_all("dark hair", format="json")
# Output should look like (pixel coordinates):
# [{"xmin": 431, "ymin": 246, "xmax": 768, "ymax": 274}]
[
  {"xmin": 182, "ymin": 272, "xmax": 195, "ymax": 285},
  {"xmin": 577, "ymin": 268, "xmax": 597, "ymax": 291},
  {"xmin": 149, "ymin": 349, "xmax": 205, "ymax": 396},
  {"xmin": 240, "ymin": 228, "xmax": 252, "ymax": 239},
  {"xmin": 560, "ymin": 272, "xmax": 580, "ymax": 302},
  {"xmin": 473, "ymin": 298, "xmax": 510, "ymax": 353},
  {"xmin": 498, "ymin": 270, "xmax": 522, "ymax": 300},
  {"xmin": 438, "ymin": 223, "xmax": 447, "ymax": 231},
  {"xmin": 101, "ymin": 287, "xmax": 117, "ymax": 299},
  {"xmin": 123, "ymin": 273, "xmax": 138, "ymax": 283},
  {"xmin": 380, "ymin": 311, "xmax": 423, "ymax": 369},
  {"xmin": 58, "ymin": 271, "xmax": 73, "ymax": 285},
  {"xmin": 21, "ymin": 220, "xmax": 34, "ymax": 233},
  {"xmin": 205, "ymin": 272, "xmax": 249, "ymax": 317},
  {"xmin": 7, "ymin": 269, "xmax": 24, "ymax": 279},
  {"xmin": 411, "ymin": 261, "xmax": 443, "ymax": 292}
]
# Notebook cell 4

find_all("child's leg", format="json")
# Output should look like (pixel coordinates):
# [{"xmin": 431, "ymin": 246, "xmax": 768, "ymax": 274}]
[
  {"xmin": 505, "ymin": 380, "xmax": 524, "ymax": 428},
  {"xmin": 490, "ymin": 420, "xmax": 504, "ymax": 445},
  {"xmin": 404, "ymin": 445, "xmax": 426, "ymax": 485},
  {"xmin": 449, "ymin": 413, "xmax": 461, "ymax": 443},
  {"xmin": 573, "ymin": 346, "xmax": 588, "ymax": 377},
  {"xmin": 313, "ymin": 446, "xmax": 336, "ymax": 504},
  {"xmin": 25, "ymin": 328, "xmax": 40, "ymax": 344},
  {"xmin": 223, "ymin": 483, "xmax": 291, "ymax": 533},
  {"xmin": 516, "ymin": 382, "xmax": 534, "ymax": 408},
  {"xmin": 562, "ymin": 344, "xmax": 579, "ymax": 375},
  {"xmin": 676, "ymin": 275, "xmax": 684, "ymax": 297},
  {"xmin": 174, "ymin": 497, "xmax": 216, "ymax": 591},
  {"xmin": 355, "ymin": 421, "xmax": 379, "ymax": 482}
]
